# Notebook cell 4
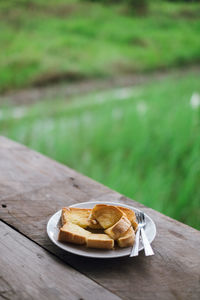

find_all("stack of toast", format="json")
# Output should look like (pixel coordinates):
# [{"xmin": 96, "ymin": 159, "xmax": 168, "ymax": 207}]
[{"xmin": 58, "ymin": 204, "xmax": 138, "ymax": 250}]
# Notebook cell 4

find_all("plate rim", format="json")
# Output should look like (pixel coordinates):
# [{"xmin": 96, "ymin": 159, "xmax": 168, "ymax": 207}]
[{"xmin": 47, "ymin": 201, "xmax": 156, "ymax": 259}]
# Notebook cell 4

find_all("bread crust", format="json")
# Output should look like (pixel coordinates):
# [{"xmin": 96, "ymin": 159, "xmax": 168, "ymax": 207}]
[
  {"xmin": 105, "ymin": 215, "xmax": 131, "ymax": 240},
  {"xmin": 116, "ymin": 206, "xmax": 138, "ymax": 231},
  {"xmin": 117, "ymin": 226, "xmax": 135, "ymax": 248},
  {"xmin": 87, "ymin": 234, "xmax": 114, "ymax": 249},
  {"xmin": 90, "ymin": 204, "xmax": 123, "ymax": 229}
]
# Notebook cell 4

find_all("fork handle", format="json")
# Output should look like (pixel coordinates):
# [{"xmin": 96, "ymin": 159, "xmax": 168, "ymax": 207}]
[
  {"xmin": 141, "ymin": 227, "xmax": 154, "ymax": 256},
  {"xmin": 130, "ymin": 228, "xmax": 141, "ymax": 257}
]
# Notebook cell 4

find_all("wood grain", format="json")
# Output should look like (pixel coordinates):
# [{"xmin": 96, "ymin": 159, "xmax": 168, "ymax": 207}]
[
  {"xmin": 0, "ymin": 136, "xmax": 200, "ymax": 300},
  {"xmin": 0, "ymin": 221, "xmax": 120, "ymax": 300}
]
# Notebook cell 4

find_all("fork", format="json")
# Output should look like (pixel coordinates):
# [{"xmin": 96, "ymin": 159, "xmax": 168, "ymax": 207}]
[{"xmin": 130, "ymin": 211, "xmax": 154, "ymax": 257}]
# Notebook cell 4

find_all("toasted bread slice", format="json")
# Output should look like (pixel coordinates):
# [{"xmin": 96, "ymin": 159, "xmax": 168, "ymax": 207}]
[
  {"xmin": 59, "ymin": 222, "xmax": 114, "ymax": 249},
  {"xmin": 61, "ymin": 207, "xmax": 101, "ymax": 229},
  {"xmin": 87, "ymin": 234, "xmax": 114, "ymax": 249},
  {"xmin": 61, "ymin": 207, "xmax": 89, "ymax": 228},
  {"xmin": 90, "ymin": 204, "xmax": 123, "ymax": 229},
  {"xmin": 105, "ymin": 215, "xmax": 131, "ymax": 240},
  {"xmin": 58, "ymin": 222, "xmax": 91, "ymax": 244},
  {"xmin": 116, "ymin": 206, "xmax": 138, "ymax": 231},
  {"xmin": 117, "ymin": 226, "xmax": 135, "ymax": 248}
]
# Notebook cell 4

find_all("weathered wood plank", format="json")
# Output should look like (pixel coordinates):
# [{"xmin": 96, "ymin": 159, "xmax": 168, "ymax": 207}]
[
  {"xmin": 1, "ymin": 136, "xmax": 200, "ymax": 300},
  {"xmin": 0, "ymin": 221, "xmax": 121, "ymax": 300}
]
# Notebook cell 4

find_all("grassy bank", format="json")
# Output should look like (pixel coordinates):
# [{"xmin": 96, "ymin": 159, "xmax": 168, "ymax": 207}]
[
  {"xmin": 0, "ymin": 0, "xmax": 200, "ymax": 92},
  {"xmin": 1, "ymin": 70, "xmax": 200, "ymax": 229}
]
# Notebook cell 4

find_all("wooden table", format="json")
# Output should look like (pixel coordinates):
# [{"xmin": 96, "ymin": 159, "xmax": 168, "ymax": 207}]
[{"xmin": 0, "ymin": 136, "xmax": 200, "ymax": 300}]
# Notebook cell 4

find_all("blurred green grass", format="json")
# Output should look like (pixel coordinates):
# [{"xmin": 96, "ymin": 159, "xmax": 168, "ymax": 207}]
[
  {"xmin": 0, "ymin": 0, "xmax": 200, "ymax": 92},
  {"xmin": 1, "ymin": 71, "xmax": 200, "ymax": 229}
]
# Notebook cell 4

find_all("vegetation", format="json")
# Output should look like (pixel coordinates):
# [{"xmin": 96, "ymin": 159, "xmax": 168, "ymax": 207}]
[
  {"xmin": 0, "ymin": 0, "xmax": 200, "ymax": 92},
  {"xmin": 0, "ymin": 0, "xmax": 199, "ymax": 229},
  {"xmin": 1, "ymin": 71, "xmax": 200, "ymax": 229}
]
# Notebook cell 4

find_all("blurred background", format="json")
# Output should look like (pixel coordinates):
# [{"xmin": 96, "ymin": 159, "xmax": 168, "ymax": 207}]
[{"xmin": 0, "ymin": 0, "xmax": 200, "ymax": 229}]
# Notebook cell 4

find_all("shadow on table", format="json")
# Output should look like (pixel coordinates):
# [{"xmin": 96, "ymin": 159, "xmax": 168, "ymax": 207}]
[{"xmin": 46, "ymin": 238, "xmax": 154, "ymax": 280}]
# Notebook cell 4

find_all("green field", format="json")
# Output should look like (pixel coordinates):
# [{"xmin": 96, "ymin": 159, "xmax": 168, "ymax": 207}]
[
  {"xmin": 0, "ymin": 0, "xmax": 200, "ymax": 92},
  {"xmin": 1, "ymin": 71, "xmax": 200, "ymax": 229},
  {"xmin": 1, "ymin": 0, "xmax": 200, "ymax": 229}
]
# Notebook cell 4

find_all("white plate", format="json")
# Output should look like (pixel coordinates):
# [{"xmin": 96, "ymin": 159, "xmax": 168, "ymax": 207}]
[{"xmin": 47, "ymin": 201, "xmax": 156, "ymax": 259}]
